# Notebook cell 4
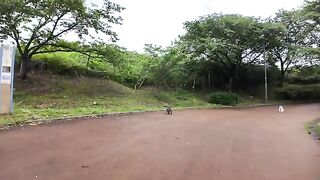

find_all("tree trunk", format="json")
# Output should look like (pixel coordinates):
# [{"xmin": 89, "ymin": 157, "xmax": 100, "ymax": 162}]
[
  {"xmin": 234, "ymin": 67, "xmax": 240, "ymax": 90},
  {"xmin": 162, "ymin": 77, "xmax": 169, "ymax": 89},
  {"xmin": 192, "ymin": 74, "xmax": 196, "ymax": 91},
  {"xmin": 228, "ymin": 65, "xmax": 238, "ymax": 92},
  {"xmin": 139, "ymin": 78, "xmax": 145, "ymax": 87},
  {"xmin": 228, "ymin": 77, "xmax": 233, "ymax": 93},
  {"xmin": 86, "ymin": 54, "xmax": 91, "ymax": 72},
  {"xmin": 279, "ymin": 62, "xmax": 285, "ymax": 87},
  {"xmin": 19, "ymin": 56, "xmax": 30, "ymax": 80},
  {"xmin": 208, "ymin": 72, "xmax": 211, "ymax": 89}
]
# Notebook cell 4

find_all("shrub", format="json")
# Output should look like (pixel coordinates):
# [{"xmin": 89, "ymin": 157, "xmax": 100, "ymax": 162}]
[
  {"xmin": 275, "ymin": 84, "xmax": 320, "ymax": 101},
  {"xmin": 287, "ymin": 75, "xmax": 320, "ymax": 84},
  {"xmin": 208, "ymin": 92, "xmax": 239, "ymax": 105}
]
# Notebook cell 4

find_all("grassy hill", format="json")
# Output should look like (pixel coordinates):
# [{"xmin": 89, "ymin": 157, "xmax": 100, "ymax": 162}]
[{"xmin": 0, "ymin": 74, "xmax": 216, "ymax": 126}]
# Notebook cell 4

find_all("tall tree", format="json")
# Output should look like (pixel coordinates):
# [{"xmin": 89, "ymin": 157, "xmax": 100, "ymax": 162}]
[
  {"xmin": 302, "ymin": 0, "xmax": 320, "ymax": 63},
  {"xmin": 179, "ymin": 14, "xmax": 282, "ymax": 91},
  {"xmin": 0, "ymin": 0, "xmax": 124, "ymax": 79},
  {"xmin": 270, "ymin": 10, "xmax": 312, "ymax": 86}
]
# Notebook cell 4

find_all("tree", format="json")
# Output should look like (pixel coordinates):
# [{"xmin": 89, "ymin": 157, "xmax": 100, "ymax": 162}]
[
  {"xmin": 143, "ymin": 44, "xmax": 191, "ymax": 89},
  {"xmin": 0, "ymin": 0, "xmax": 124, "ymax": 79},
  {"xmin": 269, "ymin": 10, "xmax": 313, "ymax": 86},
  {"xmin": 179, "ymin": 14, "xmax": 282, "ymax": 91},
  {"xmin": 302, "ymin": 0, "xmax": 320, "ymax": 63},
  {"xmin": 303, "ymin": 0, "xmax": 320, "ymax": 24},
  {"xmin": 143, "ymin": 44, "xmax": 172, "ymax": 88}
]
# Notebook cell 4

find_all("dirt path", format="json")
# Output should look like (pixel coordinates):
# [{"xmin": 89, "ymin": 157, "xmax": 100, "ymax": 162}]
[{"xmin": 0, "ymin": 104, "xmax": 320, "ymax": 180}]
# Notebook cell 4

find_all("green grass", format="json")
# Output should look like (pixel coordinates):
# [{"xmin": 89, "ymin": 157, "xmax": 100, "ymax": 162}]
[
  {"xmin": 305, "ymin": 119, "xmax": 320, "ymax": 138},
  {"xmin": 0, "ymin": 75, "xmax": 217, "ymax": 126}
]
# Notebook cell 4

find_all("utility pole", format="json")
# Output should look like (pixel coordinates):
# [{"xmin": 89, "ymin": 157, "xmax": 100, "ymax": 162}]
[{"xmin": 263, "ymin": 45, "xmax": 268, "ymax": 103}]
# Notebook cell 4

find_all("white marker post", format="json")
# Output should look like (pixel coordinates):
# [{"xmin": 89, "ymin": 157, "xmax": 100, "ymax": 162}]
[{"xmin": 0, "ymin": 40, "xmax": 17, "ymax": 114}]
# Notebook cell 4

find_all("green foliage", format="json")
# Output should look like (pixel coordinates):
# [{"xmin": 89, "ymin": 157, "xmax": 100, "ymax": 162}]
[
  {"xmin": 288, "ymin": 75, "xmax": 320, "ymax": 84},
  {"xmin": 305, "ymin": 118, "xmax": 320, "ymax": 138},
  {"xmin": 32, "ymin": 52, "xmax": 115, "ymax": 78},
  {"xmin": 178, "ymin": 14, "xmax": 283, "ymax": 91},
  {"xmin": 0, "ymin": 0, "xmax": 124, "ymax": 42},
  {"xmin": 301, "ymin": 1, "xmax": 320, "ymax": 64},
  {"xmin": 287, "ymin": 66, "xmax": 320, "ymax": 84},
  {"xmin": 33, "ymin": 52, "xmax": 84, "ymax": 72},
  {"xmin": 303, "ymin": 0, "xmax": 320, "ymax": 24},
  {"xmin": 275, "ymin": 84, "xmax": 320, "ymax": 101},
  {"xmin": 0, "ymin": 0, "xmax": 124, "ymax": 78},
  {"xmin": 270, "ymin": 9, "xmax": 315, "ymax": 86},
  {"xmin": 208, "ymin": 92, "xmax": 239, "ymax": 105},
  {"xmin": 116, "ymin": 51, "xmax": 153, "ymax": 86},
  {"xmin": 139, "ymin": 45, "xmax": 191, "ymax": 89}
]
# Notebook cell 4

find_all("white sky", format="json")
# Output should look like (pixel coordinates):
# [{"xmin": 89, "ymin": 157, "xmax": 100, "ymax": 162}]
[{"xmin": 110, "ymin": 0, "xmax": 305, "ymax": 52}]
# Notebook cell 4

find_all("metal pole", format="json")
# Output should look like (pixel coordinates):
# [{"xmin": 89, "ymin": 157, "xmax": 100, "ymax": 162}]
[{"xmin": 264, "ymin": 46, "xmax": 268, "ymax": 102}]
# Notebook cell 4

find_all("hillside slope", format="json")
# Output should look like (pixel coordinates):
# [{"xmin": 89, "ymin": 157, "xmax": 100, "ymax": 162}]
[{"xmin": 0, "ymin": 74, "xmax": 214, "ymax": 125}]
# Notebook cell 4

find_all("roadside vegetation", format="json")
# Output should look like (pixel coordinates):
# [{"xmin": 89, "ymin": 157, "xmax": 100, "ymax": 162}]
[
  {"xmin": 306, "ymin": 119, "xmax": 320, "ymax": 140},
  {"xmin": 0, "ymin": 0, "xmax": 319, "ymax": 126},
  {"xmin": 0, "ymin": 75, "xmax": 216, "ymax": 125}
]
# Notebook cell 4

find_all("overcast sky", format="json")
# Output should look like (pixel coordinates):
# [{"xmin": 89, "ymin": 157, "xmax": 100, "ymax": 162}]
[{"xmin": 110, "ymin": 0, "xmax": 304, "ymax": 52}]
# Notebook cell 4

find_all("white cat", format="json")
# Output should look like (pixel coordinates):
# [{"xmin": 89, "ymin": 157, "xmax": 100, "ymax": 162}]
[{"xmin": 278, "ymin": 105, "xmax": 284, "ymax": 112}]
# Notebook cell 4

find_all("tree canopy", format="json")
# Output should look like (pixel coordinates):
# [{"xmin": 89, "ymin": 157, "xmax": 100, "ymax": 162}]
[
  {"xmin": 0, "ymin": 0, "xmax": 124, "ymax": 79},
  {"xmin": 178, "ymin": 14, "xmax": 283, "ymax": 91},
  {"xmin": 302, "ymin": 0, "xmax": 320, "ymax": 62}
]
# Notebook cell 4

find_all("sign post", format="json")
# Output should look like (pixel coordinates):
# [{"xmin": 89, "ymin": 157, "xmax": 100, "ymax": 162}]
[{"xmin": 0, "ymin": 41, "xmax": 16, "ymax": 114}]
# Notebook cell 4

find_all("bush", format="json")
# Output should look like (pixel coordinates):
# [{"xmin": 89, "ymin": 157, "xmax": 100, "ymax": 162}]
[
  {"xmin": 287, "ymin": 75, "xmax": 320, "ymax": 84},
  {"xmin": 275, "ymin": 84, "xmax": 320, "ymax": 101},
  {"xmin": 208, "ymin": 92, "xmax": 239, "ymax": 105}
]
